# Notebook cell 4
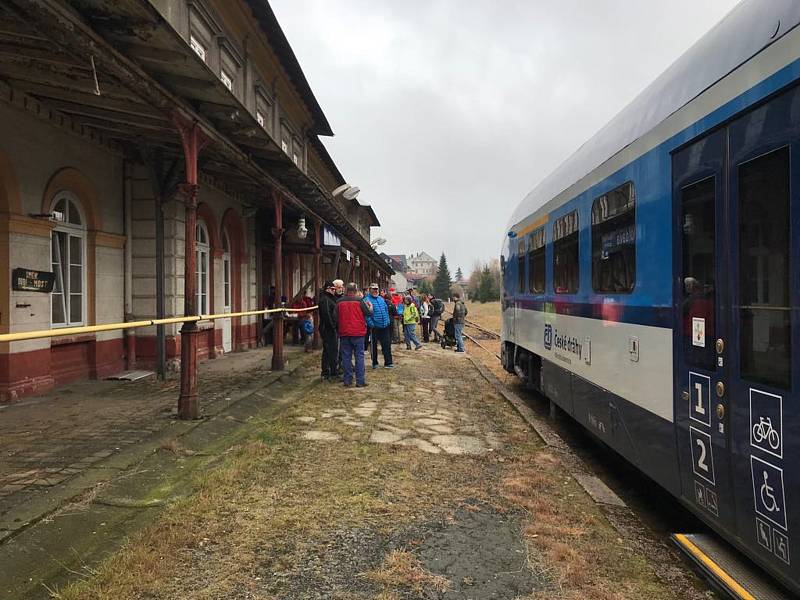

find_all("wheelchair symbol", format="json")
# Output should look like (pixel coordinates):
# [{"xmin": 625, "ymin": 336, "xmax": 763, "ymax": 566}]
[
  {"xmin": 751, "ymin": 455, "xmax": 787, "ymax": 530},
  {"xmin": 760, "ymin": 471, "xmax": 780, "ymax": 514}
]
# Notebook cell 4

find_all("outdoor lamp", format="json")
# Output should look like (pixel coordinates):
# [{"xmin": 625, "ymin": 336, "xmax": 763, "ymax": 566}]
[
  {"xmin": 297, "ymin": 217, "xmax": 308, "ymax": 239},
  {"xmin": 355, "ymin": 255, "xmax": 360, "ymax": 267}
]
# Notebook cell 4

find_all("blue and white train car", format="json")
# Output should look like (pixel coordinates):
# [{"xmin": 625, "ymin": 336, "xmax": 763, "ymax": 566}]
[{"xmin": 501, "ymin": 0, "xmax": 800, "ymax": 593}]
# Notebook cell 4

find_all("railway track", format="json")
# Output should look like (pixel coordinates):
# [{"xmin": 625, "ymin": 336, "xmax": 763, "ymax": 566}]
[{"xmin": 440, "ymin": 309, "xmax": 501, "ymax": 358}]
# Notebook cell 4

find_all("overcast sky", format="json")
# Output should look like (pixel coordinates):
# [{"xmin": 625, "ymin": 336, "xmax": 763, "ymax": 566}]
[{"xmin": 271, "ymin": 0, "xmax": 741, "ymax": 277}]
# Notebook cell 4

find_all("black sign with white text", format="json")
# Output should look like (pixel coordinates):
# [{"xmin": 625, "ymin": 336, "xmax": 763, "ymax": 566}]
[{"xmin": 12, "ymin": 268, "xmax": 55, "ymax": 293}]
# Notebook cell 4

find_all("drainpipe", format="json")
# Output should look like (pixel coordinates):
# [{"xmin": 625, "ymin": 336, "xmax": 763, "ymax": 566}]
[
  {"xmin": 271, "ymin": 190, "xmax": 285, "ymax": 371},
  {"xmin": 155, "ymin": 178, "xmax": 165, "ymax": 381},
  {"xmin": 123, "ymin": 160, "xmax": 136, "ymax": 369}
]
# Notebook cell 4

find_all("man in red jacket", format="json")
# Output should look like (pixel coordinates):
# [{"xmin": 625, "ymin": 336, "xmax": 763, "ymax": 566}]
[{"xmin": 336, "ymin": 282, "xmax": 371, "ymax": 387}]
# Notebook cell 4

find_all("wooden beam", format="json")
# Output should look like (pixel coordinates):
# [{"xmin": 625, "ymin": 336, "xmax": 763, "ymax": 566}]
[{"xmin": 42, "ymin": 98, "xmax": 169, "ymax": 128}]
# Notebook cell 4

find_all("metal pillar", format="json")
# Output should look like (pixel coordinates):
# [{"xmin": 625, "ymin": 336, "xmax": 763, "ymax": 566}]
[
  {"xmin": 174, "ymin": 116, "xmax": 209, "ymax": 420},
  {"xmin": 271, "ymin": 191, "xmax": 285, "ymax": 371},
  {"xmin": 312, "ymin": 219, "xmax": 321, "ymax": 350}
]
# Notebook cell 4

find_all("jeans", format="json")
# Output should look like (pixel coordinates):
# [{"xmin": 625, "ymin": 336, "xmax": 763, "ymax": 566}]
[
  {"xmin": 340, "ymin": 336, "xmax": 366, "ymax": 386},
  {"xmin": 421, "ymin": 318, "xmax": 431, "ymax": 342},
  {"xmin": 430, "ymin": 314, "xmax": 441, "ymax": 340},
  {"xmin": 371, "ymin": 326, "xmax": 393, "ymax": 366},
  {"xmin": 404, "ymin": 324, "xmax": 421, "ymax": 349},
  {"xmin": 321, "ymin": 327, "xmax": 338, "ymax": 377},
  {"xmin": 454, "ymin": 322, "xmax": 465, "ymax": 352}
]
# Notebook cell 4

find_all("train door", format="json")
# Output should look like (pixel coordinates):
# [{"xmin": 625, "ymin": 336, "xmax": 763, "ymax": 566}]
[
  {"xmin": 673, "ymin": 128, "xmax": 737, "ymax": 534},
  {"xmin": 725, "ymin": 87, "xmax": 799, "ymax": 584},
  {"xmin": 674, "ymin": 85, "xmax": 799, "ymax": 589}
]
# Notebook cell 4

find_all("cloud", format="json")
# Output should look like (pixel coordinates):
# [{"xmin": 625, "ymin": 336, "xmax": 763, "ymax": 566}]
[{"xmin": 271, "ymin": 0, "xmax": 740, "ymax": 275}]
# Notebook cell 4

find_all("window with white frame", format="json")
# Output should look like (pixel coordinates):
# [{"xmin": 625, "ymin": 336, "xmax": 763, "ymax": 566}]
[
  {"xmin": 281, "ymin": 139, "xmax": 289, "ymax": 154},
  {"xmin": 222, "ymin": 231, "xmax": 231, "ymax": 309},
  {"xmin": 292, "ymin": 152, "xmax": 299, "ymax": 165},
  {"xmin": 255, "ymin": 89, "xmax": 273, "ymax": 133},
  {"xmin": 189, "ymin": 34, "xmax": 207, "ymax": 62},
  {"xmin": 220, "ymin": 69, "xmax": 233, "ymax": 91},
  {"xmin": 51, "ymin": 193, "xmax": 86, "ymax": 327},
  {"xmin": 196, "ymin": 222, "xmax": 210, "ymax": 315}
]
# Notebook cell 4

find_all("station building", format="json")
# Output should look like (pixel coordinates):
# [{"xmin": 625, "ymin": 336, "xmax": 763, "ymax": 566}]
[{"xmin": 0, "ymin": 0, "xmax": 392, "ymax": 402}]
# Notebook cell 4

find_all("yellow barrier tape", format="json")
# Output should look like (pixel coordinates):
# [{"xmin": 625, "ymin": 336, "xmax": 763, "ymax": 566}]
[{"xmin": 0, "ymin": 305, "xmax": 319, "ymax": 343}]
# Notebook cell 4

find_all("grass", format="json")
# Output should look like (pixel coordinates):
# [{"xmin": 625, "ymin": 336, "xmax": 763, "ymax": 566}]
[
  {"xmin": 364, "ymin": 550, "xmax": 450, "ymax": 594},
  {"xmin": 51, "ymin": 369, "xmax": 500, "ymax": 599},
  {"xmin": 499, "ymin": 432, "xmax": 676, "ymax": 600},
  {"xmin": 462, "ymin": 300, "xmax": 502, "ymax": 334},
  {"xmin": 50, "ymin": 344, "xmax": 691, "ymax": 600}
]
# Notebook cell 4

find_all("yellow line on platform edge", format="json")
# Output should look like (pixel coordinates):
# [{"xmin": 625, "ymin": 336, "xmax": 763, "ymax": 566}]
[{"xmin": 673, "ymin": 534, "xmax": 755, "ymax": 600}]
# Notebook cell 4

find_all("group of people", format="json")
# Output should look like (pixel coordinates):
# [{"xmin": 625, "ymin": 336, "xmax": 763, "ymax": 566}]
[{"xmin": 316, "ymin": 279, "xmax": 468, "ymax": 387}]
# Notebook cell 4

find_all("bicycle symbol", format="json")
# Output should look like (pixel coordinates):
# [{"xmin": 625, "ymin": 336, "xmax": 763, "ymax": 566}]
[
  {"xmin": 752, "ymin": 416, "xmax": 780, "ymax": 451},
  {"xmin": 760, "ymin": 471, "xmax": 780, "ymax": 514}
]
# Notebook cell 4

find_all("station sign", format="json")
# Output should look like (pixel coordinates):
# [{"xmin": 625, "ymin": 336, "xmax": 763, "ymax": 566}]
[{"xmin": 11, "ymin": 268, "xmax": 55, "ymax": 293}]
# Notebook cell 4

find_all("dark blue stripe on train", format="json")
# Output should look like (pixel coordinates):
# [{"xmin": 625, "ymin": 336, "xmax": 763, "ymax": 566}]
[{"xmin": 514, "ymin": 298, "xmax": 673, "ymax": 329}]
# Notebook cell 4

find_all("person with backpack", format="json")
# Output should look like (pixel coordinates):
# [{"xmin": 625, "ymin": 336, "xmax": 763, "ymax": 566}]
[
  {"xmin": 402, "ymin": 295, "xmax": 422, "ymax": 350},
  {"xmin": 452, "ymin": 292, "xmax": 468, "ymax": 353},
  {"xmin": 366, "ymin": 283, "xmax": 393, "ymax": 369},
  {"xmin": 429, "ymin": 294, "xmax": 444, "ymax": 342}
]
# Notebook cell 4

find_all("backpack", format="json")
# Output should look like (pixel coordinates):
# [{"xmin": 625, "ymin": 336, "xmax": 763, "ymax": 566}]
[{"xmin": 432, "ymin": 298, "xmax": 444, "ymax": 316}]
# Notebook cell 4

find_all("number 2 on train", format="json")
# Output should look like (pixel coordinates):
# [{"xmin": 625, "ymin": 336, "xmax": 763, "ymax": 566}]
[{"xmin": 689, "ymin": 427, "xmax": 715, "ymax": 485}]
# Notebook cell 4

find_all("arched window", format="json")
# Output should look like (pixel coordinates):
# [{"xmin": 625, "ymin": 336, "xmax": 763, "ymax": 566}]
[
  {"xmin": 221, "ymin": 231, "xmax": 231, "ymax": 311},
  {"xmin": 196, "ymin": 222, "xmax": 210, "ymax": 315},
  {"xmin": 51, "ymin": 193, "xmax": 86, "ymax": 326}
]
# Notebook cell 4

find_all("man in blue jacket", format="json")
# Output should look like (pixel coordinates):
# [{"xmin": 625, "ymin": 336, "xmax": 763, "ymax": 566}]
[{"xmin": 366, "ymin": 283, "xmax": 393, "ymax": 369}]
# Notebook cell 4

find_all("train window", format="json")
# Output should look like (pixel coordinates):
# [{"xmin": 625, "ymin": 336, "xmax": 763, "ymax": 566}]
[
  {"xmin": 517, "ymin": 240, "xmax": 526, "ymax": 293},
  {"xmin": 680, "ymin": 177, "xmax": 716, "ymax": 370},
  {"xmin": 591, "ymin": 182, "xmax": 635, "ymax": 293},
  {"xmin": 738, "ymin": 147, "xmax": 791, "ymax": 389},
  {"xmin": 553, "ymin": 211, "xmax": 579, "ymax": 294},
  {"xmin": 528, "ymin": 228, "xmax": 546, "ymax": 294}
]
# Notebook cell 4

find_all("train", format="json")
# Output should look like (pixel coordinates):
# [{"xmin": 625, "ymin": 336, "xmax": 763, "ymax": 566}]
[{"xmin": 500, "ymin": 0, "xmax": 800, "ymax": 594}]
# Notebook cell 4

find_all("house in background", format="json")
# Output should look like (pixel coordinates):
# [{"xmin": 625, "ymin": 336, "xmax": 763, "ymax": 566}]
[
  {"xmin": 407, "ymin": 252, "xmax": 436, "ymax": 277},
  {"xmin": 382, "ymin": 254, "xmax": 408, "ymax": 273}
]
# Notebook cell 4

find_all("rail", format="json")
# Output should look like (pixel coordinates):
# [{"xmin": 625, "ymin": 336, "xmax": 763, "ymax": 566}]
[
  {"xmin": 441, "ymin": 308, "xmax": 501, "ymax": 359},
  {"xmin": 0, "ymin": 306, "xmax": 318, "ymax": 343}
]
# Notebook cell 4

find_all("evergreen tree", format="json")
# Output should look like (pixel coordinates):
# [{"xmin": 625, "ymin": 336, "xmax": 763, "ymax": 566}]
[
  {"xmin": 476, "ymin": 265, "xmax": 500, "ymax": 302},
  {"xmin": 417, "ymin": 278, "xmax": 433, "ymax": 295},
  {"xmin": 455, "ymin": 266, "xmax": 463, "ymax": 282},
  {"xmin": 433, "ymin": 253, "xmax": 452, "ymax": 299}
]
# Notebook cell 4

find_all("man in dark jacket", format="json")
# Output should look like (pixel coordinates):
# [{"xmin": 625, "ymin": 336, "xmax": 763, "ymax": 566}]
[
  {"xmin": 318, "ymin": 280, "xmax": 338, "ymax": 380},
  {"xmin": 336, "ymin": 282, "xmax": 370, "ymax": 387},
  {"xmin": 452, "ymin": 292, "xmax": 468, "ymax": 353},
  {"xmin": 429, "ymin": 294, "xmax": 444, "ymax": 342}
]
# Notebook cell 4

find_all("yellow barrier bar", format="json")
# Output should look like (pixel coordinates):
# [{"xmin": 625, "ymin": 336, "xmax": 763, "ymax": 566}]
[
  {"xmin": 0, "ymin": 320, "xmax": 155, "ymax": 342},
  {"xmin": 0, "ymin": 305, "xmax": 319, "ymax": 343},
  {"xmin": 673, "ymin": 534, "xmax": 755, "ymax": 600}
]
